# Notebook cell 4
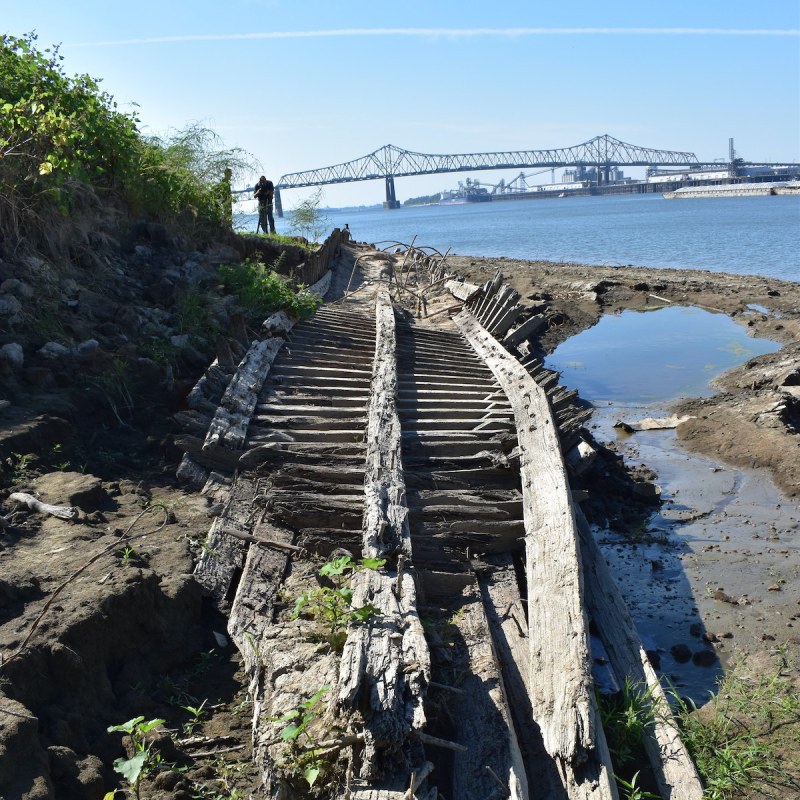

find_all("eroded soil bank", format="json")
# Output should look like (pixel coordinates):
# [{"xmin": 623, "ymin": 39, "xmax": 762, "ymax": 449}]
[{"xmin": 1, "ymin": 242, "xmax": 799, "ymax": 798}]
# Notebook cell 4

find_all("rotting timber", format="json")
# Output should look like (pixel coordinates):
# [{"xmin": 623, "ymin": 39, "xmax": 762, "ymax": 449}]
[{"xmin": 179, "ymin": 234, "xmax": 703, "ymax": 800}]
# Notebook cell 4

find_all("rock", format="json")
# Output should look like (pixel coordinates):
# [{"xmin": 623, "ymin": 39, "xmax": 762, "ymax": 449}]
[
  {"xmin": 0, "ymin": 343, "xmax": 24, "ymax": 369},
  {"xmin": 0, "ymin": 293, "xmax": 23, "ymax": 319},
  {"xmin": 0, "ymin": 278, "xmax": 34, "ymax": 299},
  {"xmin": 692, "ymin": 649, "xmax": 718, "ymax": 667},
  {"xmin": 768, "ymin": 582, "xmax": 783, "ymax": 592},
  {"xmin": 645, "ymin": 649, "xmax": 661, "ymax": 670},
  {"xmin": 38, "ymin": 342, "xmax": 71, "ymax": 360},
  {"xmin": 75, "ymin": 339, "xmax": 99, "ymax": 362},
  {"xmin": 35, "ymin": 472, "xmax": 107, "ymax": 510},
  {"xmin": 689, "ymin": 622, "xmax": 703, "ymax": 637},
  {"xmin": 670, "ymin": 643, "xmax": 692, "ymax": 663},
  {"xmin": 262, "ymin": 310, "xmax": 293, "ymax": 336}
]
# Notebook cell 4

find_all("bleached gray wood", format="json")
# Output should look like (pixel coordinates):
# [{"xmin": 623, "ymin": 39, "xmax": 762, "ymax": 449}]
[
  {"xmin": 337, "ymin": 289, "xmax": 432, "ymax": 787},
  {"xmin": 362, "ymin": 290, "xmax": 411, "ymax": 559},
  {"xmin": 447, "ymin": 581, "xmax": 529, "ymax": 800},
  {"xmin": 455, "ymin": 310, "xmax": 616, "ymax": 799},
  {"xmin": 337, "ymin": 568, "xmax": 430, "ymax": 782},
  {"xmin": 576, "ymin": 510, "xmax": 704, "ymax": 800},
  {"xmin": 503, "ymin": 314, "xmax": 546, "ymax": 348},
  {"xmin": 203, "ymin": 337, "xmax": 285, "ymax": 453},
  {"xmin": 8, "ymin": 492, "xmax": 78, "ymax": 520}
]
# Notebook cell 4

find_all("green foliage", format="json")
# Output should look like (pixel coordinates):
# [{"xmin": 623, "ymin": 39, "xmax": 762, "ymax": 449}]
[
  {"xmin": 270, "ymin": 686, "xmax": 330, "ymax": 788},
  {"xmin": 181, "ymin": 698, "xmax": 208, "ymax": 736},
  {"xmin": 0, "ymin": 34, "xmax": 256, "ymax": 252},
  {"xmin": 107, "ymin": 716, "xmax": 166, "ymax": 798},
  {"xmin": 292, "ymin": 556, "xmax": 385, "ymax": 652},
  {"xmin": 1, "ymin": 33, "xmax": 139, "ymax": 187},
  {"xmin": 598, "ymin": 680, "xmax": 663, "ymax": 798},
  {"xmin": 126, "ymin": 124, "xmax": 254, "ymax": 236},
  {"xmin": 287, "ymin": 189, "xmax": 328, "ymax": 243},
  {"xmin": 219, "ymin": 255, "xmax": 322, "ymax": 321}
]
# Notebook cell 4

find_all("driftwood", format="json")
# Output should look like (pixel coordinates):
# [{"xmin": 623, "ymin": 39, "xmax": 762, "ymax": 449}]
[
  {"xmin": 362, "ymin": 290, "xmax": 411, "ymax": 560},
  {"xmin": 8, "ymin": 492, "xmax": 78, "ymax": 521},
  {"xmin": 455, "ymin": 310, "xmax": 616, "ymax": 798}
]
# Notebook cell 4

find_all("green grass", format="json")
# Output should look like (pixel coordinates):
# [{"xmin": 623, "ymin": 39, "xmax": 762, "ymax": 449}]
[{"xmin": 675, "ymin": 649, "xmax": 800, "ymax": 799}]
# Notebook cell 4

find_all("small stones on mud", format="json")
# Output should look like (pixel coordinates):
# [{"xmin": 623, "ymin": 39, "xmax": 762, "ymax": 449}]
[
  {"xmin": 691, "ymin": 649, "xmax": 718, "ymax": 667},
  {"xmin": 670, "ymin": 643, "xmax": 692, "ymax": 663}
]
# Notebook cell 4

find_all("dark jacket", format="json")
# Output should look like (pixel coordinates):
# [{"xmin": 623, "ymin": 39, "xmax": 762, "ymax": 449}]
[{"xmin": 254, "ymin": 180, "xmax": 274, "ymax": 204}]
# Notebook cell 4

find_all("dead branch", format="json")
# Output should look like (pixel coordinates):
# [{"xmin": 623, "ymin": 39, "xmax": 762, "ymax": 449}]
[{"xmin": 8, "ymin": 492, "xmax": 79, "ymax": 521}]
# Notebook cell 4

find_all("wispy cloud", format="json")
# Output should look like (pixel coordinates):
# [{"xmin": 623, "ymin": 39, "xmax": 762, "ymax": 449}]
[{"xmin": 67, "ymin": 27, "xmax": 800, "ymax": 47}]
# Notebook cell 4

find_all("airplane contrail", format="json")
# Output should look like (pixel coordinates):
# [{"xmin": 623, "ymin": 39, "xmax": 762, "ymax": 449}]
[{"xmin": 67, "ymin": 27, "xmax": 800, "ymax": 47}]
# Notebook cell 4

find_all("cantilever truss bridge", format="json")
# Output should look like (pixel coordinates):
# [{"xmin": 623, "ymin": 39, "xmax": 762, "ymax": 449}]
[{"xmin": 273, "ymin": 134, "xmax": 701, "ymax": 210}]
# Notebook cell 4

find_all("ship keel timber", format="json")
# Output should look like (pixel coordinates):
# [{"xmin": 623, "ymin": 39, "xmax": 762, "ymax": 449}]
[{"xmin": 186, "ymin": 245, "xmax": 702, "ymax": 799}]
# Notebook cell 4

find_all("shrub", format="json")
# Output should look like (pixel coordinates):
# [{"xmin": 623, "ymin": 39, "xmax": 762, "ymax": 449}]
[{"xmin": 219, "ymin": 255, "xmax": 322, "ymax": 321}]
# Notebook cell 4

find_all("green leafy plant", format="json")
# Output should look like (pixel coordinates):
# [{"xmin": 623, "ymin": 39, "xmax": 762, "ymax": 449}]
[
  {"xmin": 219, "ymin": 254, "xmax": 322, "ymax": 321},
  {"xmin": 615, "ymin": 771, "xmax": 660, "ymax": 800},
  {"xmin": 181, "ymin": 698, "xmax": 208, "ymax": 736},
  {"xmin": 107, "ymin": 716, "xmax": 166, "ymax": 798},
  {"xmin": 291, "ymin": 556, "xmax": 385, "ymax": 651},
  {"xmin": 287, "ymin": 189, "xmax": 328, "ymax": 243},
  {"xmin": 119, "ymin": 545, "xmax": 136, "ymax": 566},
  {"xmin": 270, "ymin": 686, "xmax": 330, "ymax": 788},
  {"xmin": 674, "ymin": 652, "xmax": 800, "ymax": 800}
]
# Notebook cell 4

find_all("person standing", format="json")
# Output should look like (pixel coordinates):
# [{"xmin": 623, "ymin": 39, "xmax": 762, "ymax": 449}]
[{"xmin": 254, "ymin": 175, "xmax": 276, "ymax": 234}]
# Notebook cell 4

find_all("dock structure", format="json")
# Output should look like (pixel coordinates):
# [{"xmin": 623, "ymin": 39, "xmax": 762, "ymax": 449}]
[{"xmin": 177, "ymin": 234, "xmax": 703, "ymax": 799}]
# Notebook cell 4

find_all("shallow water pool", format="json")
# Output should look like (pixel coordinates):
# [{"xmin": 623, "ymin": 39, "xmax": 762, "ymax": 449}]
[{"xmin": 546, "ymin": 305, "xmax": 781, "ymax": 404}]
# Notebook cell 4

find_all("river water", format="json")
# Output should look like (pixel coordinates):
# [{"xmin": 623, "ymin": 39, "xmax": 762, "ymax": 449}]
[{"xmin": 247, "ymin": 192, "xmax": 800, "ymax": 281}]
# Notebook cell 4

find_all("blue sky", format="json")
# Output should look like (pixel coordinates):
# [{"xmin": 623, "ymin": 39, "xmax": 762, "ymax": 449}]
[{"xmin": 3, "ymin": 0, "xmax": 799, "ymax": 209}]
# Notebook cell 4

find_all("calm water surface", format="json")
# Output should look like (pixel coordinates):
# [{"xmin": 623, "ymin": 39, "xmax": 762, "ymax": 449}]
[
  {"xmin": 274, "ymin": 193, "xmax": 800, "ymax": 281},
  {"xmin": 545, "ymin": 305, "xmax": 782, "ymax": 404}
]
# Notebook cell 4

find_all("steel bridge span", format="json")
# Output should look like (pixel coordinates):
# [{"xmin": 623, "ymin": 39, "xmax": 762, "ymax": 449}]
[{"xmin": 273, "ymin": 134, "xmax": 702, "ymax": 214}]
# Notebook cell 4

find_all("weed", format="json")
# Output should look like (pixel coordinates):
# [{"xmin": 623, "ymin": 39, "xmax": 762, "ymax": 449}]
[
  {"xmin": 90, "ymin": 360, "xmax": 135, "ymax": 426},
  {"xmin": 675, "ymin": 651, "xmax": 800, "ymax": 799},
  {"xmin": 219, "ymin": 255, "xmax": 322, "ymax": 322},
  {"xmin": 107, "ymin": 716, "xmax": 166, "ymax": 799},
  {"xmin": 291, "ymin": 556, "xmax": 385, "ymax": 652},
  {"xmin": 181, "ymin": 698, "xmax": 208, "ymax": 736},
  {"xmin": 270, "ymin": 686, "xmax": 330, "ymax": 788},
  {"xmin": 615, "ymin": 771, "xmax": 660, "ymax": 800},
  {"xmin": 119, "ymin": 545, "xmax": 136, "ymax": 566}
]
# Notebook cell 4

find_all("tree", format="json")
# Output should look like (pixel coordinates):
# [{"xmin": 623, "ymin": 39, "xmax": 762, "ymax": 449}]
[{"xmin": 287, "ymin": 189, "xmax": 328, "ymax": 243}]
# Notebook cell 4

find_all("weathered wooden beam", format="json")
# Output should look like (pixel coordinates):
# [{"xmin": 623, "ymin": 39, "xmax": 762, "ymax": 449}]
[
  {"xmin": 455, "ymin": 309, "xmax": 617, "ymax": 798},
  {"xmin": 203, "ymin": 337, "xmax": 285, "ymax": 454}
]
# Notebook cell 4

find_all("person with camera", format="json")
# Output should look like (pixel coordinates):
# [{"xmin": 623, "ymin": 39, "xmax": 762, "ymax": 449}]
[{"xmin": 254, "ymin": 175, "xmax": 276, "ymax": 234}]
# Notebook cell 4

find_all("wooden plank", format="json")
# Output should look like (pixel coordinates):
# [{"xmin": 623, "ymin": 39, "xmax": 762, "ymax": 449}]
[
  {"xmin": 455, "ymin": 309, "xmax": 617, "ymax": 798},
  {"xmin": 503, "ymin": 314, "xmax": 547, "ymax": 349},
  {"xmin": 203, "ymin": 337, "xmax": 285, "ymax": 453},
  {"xmin": 338, "ymin": 289, "xmax": 432, "ymax": 786},
  {"xmin": 445, "ymin": 583, "xmax": 529, "ymax": 800},
  {"xmin": 362, "ymin": 290, "xmax": 412, "ymax": 559}
]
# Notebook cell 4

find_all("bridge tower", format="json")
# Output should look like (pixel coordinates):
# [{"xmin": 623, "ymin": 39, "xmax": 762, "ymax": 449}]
[
  {"xmin": 274, "ymin": 187, "xmax": 283, "ymax": 218},
  {"xmin": 383, "ymin": 176, "xmax": 401, "ymax": 209}
]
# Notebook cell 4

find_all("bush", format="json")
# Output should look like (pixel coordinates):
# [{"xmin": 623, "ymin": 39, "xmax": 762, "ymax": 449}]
[
  {"xmin": 219, "ymin": 255, "xmax": 322, "ymax": 321},
  {"xmin": 0, "ymin": 33, "xmax": 256, "ymax": 252}
]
